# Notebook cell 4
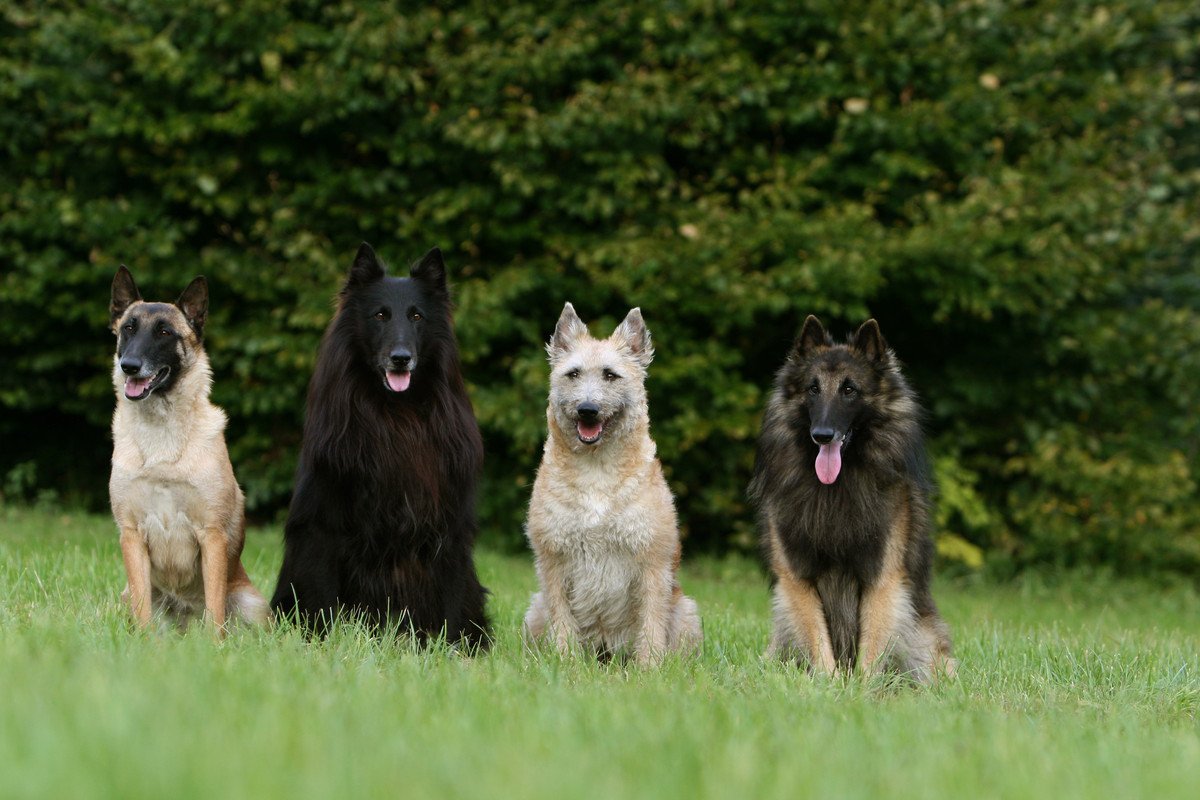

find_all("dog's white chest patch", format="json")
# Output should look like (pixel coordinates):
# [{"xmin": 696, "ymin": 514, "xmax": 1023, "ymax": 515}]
[
  {"xmin": 566, "ymin": 550, "xmax": 641, "ymax": 643},
  {"xmin": 131, "ymin": 479, "xmax": 204, "ymax": 596}
]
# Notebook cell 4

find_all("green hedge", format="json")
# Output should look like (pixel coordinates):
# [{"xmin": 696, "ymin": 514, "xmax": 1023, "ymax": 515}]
[{"xmin": 2, "ymin": 0, "xmax": 1197, "ymax": 572}]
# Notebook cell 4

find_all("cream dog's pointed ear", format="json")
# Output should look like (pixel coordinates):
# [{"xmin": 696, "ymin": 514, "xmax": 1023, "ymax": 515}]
[
  {"xmin": 547, "ymin": 302, "xmax": 588, "ymax": 361},
  {"xmin": 613, "ymin": 307, "xmax": 653, "ymax": 367}
]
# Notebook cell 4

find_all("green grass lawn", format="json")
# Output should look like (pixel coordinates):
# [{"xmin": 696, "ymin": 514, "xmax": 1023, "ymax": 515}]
[{"xmin": 1, "ymin": 505, "xmax": 1197, "ymax": 799}]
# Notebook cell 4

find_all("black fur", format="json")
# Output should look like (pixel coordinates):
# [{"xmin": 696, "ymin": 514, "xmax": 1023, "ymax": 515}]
[
  {"xmin": 751, "ymin": 316, "xmax": 944, "ymax": 669},
  {"xmin": 271, "ymin": 243, "xmax": 490, "ymax": 649}
]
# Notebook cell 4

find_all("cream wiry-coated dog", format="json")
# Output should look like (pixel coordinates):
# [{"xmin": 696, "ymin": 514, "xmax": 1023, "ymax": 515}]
[
  {"xmin": 523, "ymin": 303, "xmax": 701, "ymax": 664},
  {"xmin": 108, "ymin": 266, "xmax": 269, "ymax": 634}
]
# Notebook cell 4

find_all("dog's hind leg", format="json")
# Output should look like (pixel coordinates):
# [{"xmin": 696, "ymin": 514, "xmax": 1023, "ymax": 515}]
[
  {"xmin": 523, "ymin": 591, "xmax": 549, "ymax": 641},
  {"xmin": 452, "ymin": 567, "xmax": 491, "ymax": 652},
  {"xmin": 910, "ymin": 611, "xmax": 956, "ymax": 683},
  {"xmin": 667, "ymin": 591, "xmax": 702, "ymax": 656},
  {"xmin": 225, "ymin": 563, "xmax": 270, "ymax": 627}
]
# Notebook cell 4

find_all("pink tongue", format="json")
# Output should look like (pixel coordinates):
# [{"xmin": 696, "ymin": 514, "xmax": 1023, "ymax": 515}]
[
  {"xmin": 386, "ymin": 371, "xmax": 411, "ymax": 392},
  {"xmin": 577, "ymin": 421, "xmax": 602, "ymax": 441},
  {"xmin": 815, "ymin": 441, "xmax": 843, "ymax": 484},
  {"xmin": 125, "ymin": 376, "xmax": 151, "ymax": 398}
]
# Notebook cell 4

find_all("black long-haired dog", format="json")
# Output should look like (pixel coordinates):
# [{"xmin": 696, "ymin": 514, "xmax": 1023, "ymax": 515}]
[{"xmin": 271, "ymin": 244, "xmax": 490, "ymax": 649}]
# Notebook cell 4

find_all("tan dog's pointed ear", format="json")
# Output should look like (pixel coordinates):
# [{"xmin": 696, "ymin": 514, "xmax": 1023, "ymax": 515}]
[
  {"xmin": 547, "ymin": 302, "xmax": 588, "ymax": 361},
  {"xmin": 110, "ymin": 265, "xmax": 141, "ymax": 332},
  {"xmin": 613, "ymin": 307, "xmax": 654, "ymax": 367},
  {"xmin": 176, "ymin": 276, "xmax": 209, "ymax": 339}
]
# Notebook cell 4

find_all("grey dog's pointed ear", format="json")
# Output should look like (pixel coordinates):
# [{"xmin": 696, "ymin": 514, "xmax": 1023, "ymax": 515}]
[
  {"xmin": 547, "ymin": 302, "xmax": 588, "ymax": 360},
  {"xmin": 346, "ymin": 242, "xmax": 385, "ymax": 288},
  {"xmin": 110, "ymin": 265, "xmax": 142, "ymax": 332},
  {"xmin": 176, "ymin": 276, "xmax": 209, "ymax": 339},
  {"xmin": 792, "ymin": 314, "xmax": 829, "ymax": 356},
  {"xmin": 613, "ymin": 307, "xmax": 653, "ymax": 367},
  {"xmin": 852, "ymin": 318, "xmax": 887, "ymax": 363}
]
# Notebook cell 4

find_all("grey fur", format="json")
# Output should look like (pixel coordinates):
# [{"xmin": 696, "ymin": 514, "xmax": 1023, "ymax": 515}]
[{"xmin": 751, "ymin": 316, "xmax": 955, "ymax": 682}]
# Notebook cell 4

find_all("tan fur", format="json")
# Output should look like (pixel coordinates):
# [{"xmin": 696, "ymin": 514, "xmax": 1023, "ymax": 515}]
[
  {"xmin": 766, "ymin": 516, "xmax": 835, "ymax": 673},
  {"xmin": 768, "ymin": 487, "xmax": 957, "ymax": 683},
  {"xmin": 109, "ymin": 300, "xmax": 269, "ymax": 635},
  {"xmin": 855, "ymin": 497, "xmax": 911, "ymax": 674},
  {"xmin": 523, "ymin": 304, "xmax": 701, "ymax": 665},
  {"xmin": 754, "ymin": 317, "xmax": 956, "ymax": 683}
]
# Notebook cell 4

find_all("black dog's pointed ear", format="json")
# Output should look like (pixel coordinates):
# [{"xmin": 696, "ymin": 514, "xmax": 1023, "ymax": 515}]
[
  {"xmin": 852, "ymin": 318, "xmax": 887, "ymax": 363},
  {"xmin": 410, "ymin": 247, "xmax": 447, "ymax": 294},
  {"xmin": 547, "ymin": 302, "xmax": 588, "ymax": 360},
  {"xmin": 176, "ymin": 276, "xmax": 209, "ymax": 339},
  {"xmin": 110, "ymin": 265, "xmax": 142, "ymax": 332},
  {"xmin": 792, "ymin": 314, "xmax": 830, "ymax": 356},
  {"xmin": 347, "ymin": 242, "xmax": 385, "ymax": 288}
]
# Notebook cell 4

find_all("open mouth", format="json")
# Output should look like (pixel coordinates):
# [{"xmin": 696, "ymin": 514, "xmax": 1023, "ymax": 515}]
[
  {"xmin": 813, "ymin": 431, "xmax": 851, "ymax": 485},
  {"xmin": 576, "ymin": 420, "xmax": 604, "ymax": 444},
  {"xmin": 124, "ymin": 367, "xmax": 170, "ymax": 401},
  {"xmin": 384, "ymin": 369, "xmax": 411, "ymax": 393}
]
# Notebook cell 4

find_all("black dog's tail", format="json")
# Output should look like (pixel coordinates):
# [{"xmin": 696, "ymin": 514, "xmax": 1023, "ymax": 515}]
[{"xmin": 817, "ymin": 571, "xmax": 859, "ymax": 668}]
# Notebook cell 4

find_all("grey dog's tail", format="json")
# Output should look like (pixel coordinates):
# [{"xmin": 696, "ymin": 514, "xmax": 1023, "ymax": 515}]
[{"xmin": 816, "ymin": 571, "xmax": 859, "ymax": 668}]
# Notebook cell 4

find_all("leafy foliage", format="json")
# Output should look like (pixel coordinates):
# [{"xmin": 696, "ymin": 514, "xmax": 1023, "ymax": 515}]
[{"xmin": 1, "ymin": 0, "xmax": 1197, "ymax": 571}]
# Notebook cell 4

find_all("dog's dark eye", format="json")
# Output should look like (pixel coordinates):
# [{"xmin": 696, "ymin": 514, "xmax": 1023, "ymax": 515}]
[
  {"xmin": 373, "ymin": 309, "xmax": 390, "ymax": 321},
  {"xmin": 158, "ymin": 327, "xmax": 172, "ymax": 338},
  {"xmin": 602, "ymin": 369, "xmax": 620, "ymax": 381},
  {"xmin": 841, "ymin": 383, "xmax": 857, "ymax": 397},
  {"xmin": 122, "ymin": 323, "xmax": 135, "ymax": 333},
  {"xmin": 807, "ymin": 383, "xmax": 819, "ymax": 396},
  {"xmin": 408, "ymin": 311, "xmax": 423, "ymax": 322},
  {"xmin": 566, "ymin": 369, "xmax": 580, "ymax": 379}
]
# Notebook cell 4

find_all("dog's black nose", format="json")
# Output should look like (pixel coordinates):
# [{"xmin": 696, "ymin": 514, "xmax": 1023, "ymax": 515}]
[
  {"xmin": 390, "ymin": 351, "xmax": 412, "ymax": 371},
  {"xmin": 577, "ymin": 402, "xmax": 600, "ymax": 422},
  {"xmin": 811, "ymin": 428, "xmax": 835, "ymax": 445},
  {"xmin": 120, "ymin": 358, "xmax": 142, "ymax": 376}
]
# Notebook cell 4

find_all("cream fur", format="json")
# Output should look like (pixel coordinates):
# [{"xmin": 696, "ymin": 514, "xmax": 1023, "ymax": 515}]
[{"xmin": 523, "ymin": 305, "xmax": 701, "ymax": 664}]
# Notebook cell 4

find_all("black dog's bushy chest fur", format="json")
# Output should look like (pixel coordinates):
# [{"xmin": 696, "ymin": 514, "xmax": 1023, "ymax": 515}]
[{"xmin": 271, "ymin": 245, "xmax": 490, "ymax": 648}]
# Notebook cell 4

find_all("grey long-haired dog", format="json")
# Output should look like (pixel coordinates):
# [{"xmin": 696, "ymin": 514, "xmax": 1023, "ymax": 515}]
[
  {"xmin": 750, "ymin": 315, "xmax": 954, "ymax": 682},
  {"xmin": 523, "ymin": 303, "xmax": 701, "ymax": 664}
]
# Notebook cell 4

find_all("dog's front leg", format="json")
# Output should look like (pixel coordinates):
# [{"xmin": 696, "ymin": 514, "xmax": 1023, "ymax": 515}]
[
  {"xmin": 635, "ymin": 566, "xmax": 672, "ymax": 666},
  {"xmin": 767, "ymin": 520, "xmax": 835, "ymax": 673},
  {"xmin": 119, "ymin": 526, "xmax": 152, "ymax": 627},
  {"xmin": 200, "ymin": 526, "xmax": 229, "ymax": 638},
  {"xmin": 772, "ymin": 572, "xmax": 837, "ymax": 674},
  {"xmin": 537, "ymin": 553, "xmax": 578, "ymax": 655},
  {"xmin": 857, "ymin": 571, "xmax": 907, "ymax": 675},
  {"xmin": 857, "ymin": 505, "xmax": 910, "ymax": 675}
]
